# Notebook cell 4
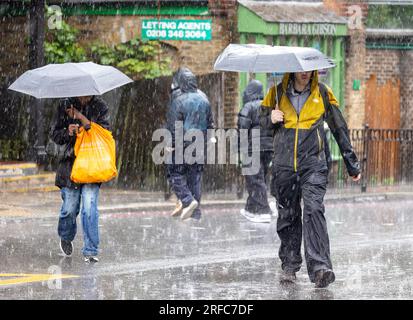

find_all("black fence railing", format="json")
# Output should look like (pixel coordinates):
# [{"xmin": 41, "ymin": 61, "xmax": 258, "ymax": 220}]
[
  {"xmin": 161, "ymin": 127, "xmax": 413, "ymax": 199},
  {"xmin": 327, "ymin": 127, "xmax": 413, "ymax": 192}
]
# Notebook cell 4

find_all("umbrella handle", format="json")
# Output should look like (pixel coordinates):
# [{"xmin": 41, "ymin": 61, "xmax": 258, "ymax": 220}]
[
  {"xmin": 272, "ymin": 76, "xmax": 279, "ymax": 110},
  {"xmin": 273, "ymin": 88, "xmax": 279, "ymax": 110}
]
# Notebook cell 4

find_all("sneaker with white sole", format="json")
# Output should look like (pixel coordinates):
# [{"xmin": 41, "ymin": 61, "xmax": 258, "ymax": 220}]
[
  {"xmin": 60, "ymin": 239, "xmax": 73, "ymax": 257},
  {"xmin": 269, "ymin": 201, "xmax": 278, "ymax": 217},
  {"xmin": 241, "ymin": 209, "xmax": 271, "ymax": 223},
  {"xmin": 250, "ymin": 213, "xmax": 272, "ymax": 223},
  {"xmin": 240, "ymin": 209, "xmax": 255, "ymax": 221},
  {"xmin": 181, "ymin": 200, "xmax": 199, "ymax": 220},
  {"xmin": 84, "ymin": 256, "xmax": 99, "ymax": 263},
  {"xmin": 171, "ymin": 200, "xmax": 183, "ymax": 217}
]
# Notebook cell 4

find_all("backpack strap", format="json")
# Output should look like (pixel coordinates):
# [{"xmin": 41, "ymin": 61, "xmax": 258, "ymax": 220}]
[{"xmin": 318, "ymin": 82, "xmax": 332, "ymax": 118}]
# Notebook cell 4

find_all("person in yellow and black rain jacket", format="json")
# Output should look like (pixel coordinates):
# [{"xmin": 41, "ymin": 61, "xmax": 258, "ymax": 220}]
[{"xmin": 260, "ymin": 70, "xmax": 361, "ymax": 288}]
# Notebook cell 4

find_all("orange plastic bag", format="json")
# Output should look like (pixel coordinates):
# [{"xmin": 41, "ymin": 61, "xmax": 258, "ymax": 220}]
[{"xmin": 70, "ymin": 122, "xmax": 117, "ymax": 184}]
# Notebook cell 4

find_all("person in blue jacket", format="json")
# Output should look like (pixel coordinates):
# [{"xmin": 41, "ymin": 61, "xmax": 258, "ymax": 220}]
[{"xmin": 166, "ymin": 67, "xmax": 214, "ymax": 221}]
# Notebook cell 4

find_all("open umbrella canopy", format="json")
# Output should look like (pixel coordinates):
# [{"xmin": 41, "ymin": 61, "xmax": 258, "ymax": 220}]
[
  {"xmin": 8, "ymin": 62, "xmax": 133, "ymax": 99},
  {"xmin": 214, "ymin": 44, "xmax": 336, "ymax": 73}
]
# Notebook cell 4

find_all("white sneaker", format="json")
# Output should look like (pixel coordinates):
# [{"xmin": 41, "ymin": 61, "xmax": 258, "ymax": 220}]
[
  {"xmin": 171, "ymin": 200, "xmax": 183, "ymax": 217},
  {"xmin": 84, "ymin": 256, "xmax": 99, "ymax": 263},
  {"xmin": 240, "ymin": 209, "xmax": 256, "ymax": 222},
  {"xmin": 181, "ymin": 200, "xmax": 199, "ymax": 220},
  {"xmin": 269, "ymin": 201, "xmax": 278, "ymax": 217},
  {"xmin": 241, "ymin": 209, "xmax": 272, "ymax": 223},
  {"xmin": 250, "ymin": 213, "xmax": 272, "ymax": 223}
]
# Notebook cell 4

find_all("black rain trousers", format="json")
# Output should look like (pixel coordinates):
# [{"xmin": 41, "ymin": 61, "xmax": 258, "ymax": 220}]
[{"xmin": 271, "ymin": 167, "xmax": 332, "ymax": 282}]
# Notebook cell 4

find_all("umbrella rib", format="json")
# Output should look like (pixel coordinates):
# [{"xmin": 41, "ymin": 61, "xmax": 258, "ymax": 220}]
[
  {"xmin": 250, "ymin": 48, "xmax": 261, "ymax": 73},
  {"xmin": 75, "ymin": 63, "xmax": 102, "ymax": 95}
]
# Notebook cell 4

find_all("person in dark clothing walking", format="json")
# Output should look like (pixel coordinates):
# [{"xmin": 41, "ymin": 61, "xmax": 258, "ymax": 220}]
[
  {"xmin": 167, "ymin": 73, "xmax": 184, "ymax": 217},
  {"xmin": 51, "ymin": 95, "xmax": 110, "ymax": 263},
  {"xmin": 238, "ymin": 79, "xmax": 274, "ymax": 223},
  {"xmin": 166, "ymin": 67, "xmax": 214, "ymax": 221},
  {"xmin": 260, "ymin": 70, "xmax": 361, "ymax": 288}
]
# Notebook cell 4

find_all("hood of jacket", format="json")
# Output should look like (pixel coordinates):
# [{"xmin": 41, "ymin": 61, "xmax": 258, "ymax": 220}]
[
  {"xmin": 243, "ymin": 79, "xmax": 264, "ymax": 105},
  {"xmin": 176, "ymin": 67, "xmax": 198, "ymax": 93}
]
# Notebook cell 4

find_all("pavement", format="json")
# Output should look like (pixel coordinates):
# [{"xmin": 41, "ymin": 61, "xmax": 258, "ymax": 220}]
[
  {"xmin": 1, "ymin": 187, "xmax": 413, "ymax": 300},
  {"xmin": 1, "ymin": 185, "xmax": 412, "ymax": 218}
]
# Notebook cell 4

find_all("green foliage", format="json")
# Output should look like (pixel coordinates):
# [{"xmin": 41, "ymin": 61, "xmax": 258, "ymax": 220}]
[
  {"xmin": 0, "ymin": 139, "xmax": 27, "ymax": 160},
  {"xmin": 90, "ymin": 40, "xmax": 172, "ymax": 80},
  {"xmin": 367, "ymin": 5, "xmax": 413, "ymax": 29},
  {"xmin": 44, "ymin": 6, "xmax": 172, "ymax": 79},
  {"xmin": 44, "ymin": 8, "xmax": 86, "ymax": 63}
]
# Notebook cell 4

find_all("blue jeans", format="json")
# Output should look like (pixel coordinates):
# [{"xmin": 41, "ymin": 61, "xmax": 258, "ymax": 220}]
[{"xmin": 58, "ymin": 184, "xmax": 100, "ymax": 256}]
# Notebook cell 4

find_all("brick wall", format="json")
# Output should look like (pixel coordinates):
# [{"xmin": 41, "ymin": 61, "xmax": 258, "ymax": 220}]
[
  {"xmin": 324, "ymin": 0, "xmax": 369, "ymax": 21},
  {"xmin": 0, "ymin": 2, "xmax": 239, "ymax": 127},
  {"xmin": 208, "ymin": 0, "xmax": 237, "ymax": 17},
  {"xmin": 324, "ymin": 0, "xmax": 368, "ymax": 129},
  {"xmin": 400, "ymin": 51, "xmax": 413, "ymax": 129},
  {"xmin": 69, "ymin": 15, "xmax": 230, "ymax": 75},
  {"xmin": 67, "ymin": 11, "xmax": 237, "ymax": 127},
  {"xmin": 344, "ymin": 28, "xmax": 366, "ymax": 129},
  {"xmin": 209, "ymin": 0, "xmax": 239, "ymax": 127},
  {"xmin": 365, "ymin": 50, "xmax": 401, "ymax": 85}
]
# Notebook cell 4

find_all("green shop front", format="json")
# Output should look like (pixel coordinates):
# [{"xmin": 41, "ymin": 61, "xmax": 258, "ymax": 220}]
[
  {"xmin": 237, "ymin": 0, "xmax": 348, "ymax": 109},
  {"xmin": 237, "ymin": 0, "xmax": 349, "ymax": 180}
]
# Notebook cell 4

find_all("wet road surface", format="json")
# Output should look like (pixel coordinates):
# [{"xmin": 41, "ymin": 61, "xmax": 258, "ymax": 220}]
[{"xmin": 1, "ymin": 197, "xmax": 413, "ymax": 299}]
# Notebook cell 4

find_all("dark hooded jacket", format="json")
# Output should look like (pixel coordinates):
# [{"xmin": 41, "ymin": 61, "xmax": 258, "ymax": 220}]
[
  {"xmin": 50, "ymin": 96, "xmax": 110, "ymax": 189},
  {"xmin": 166, "ymin": 68, "xmax": 214, "ymax": 150},
  {"xmin": 237, "ymin": 80, "xmax": 273, "ymax": 152},
  {"xmin": 260, "ymin": 71, "xmax": 360, "ymax": 177}
]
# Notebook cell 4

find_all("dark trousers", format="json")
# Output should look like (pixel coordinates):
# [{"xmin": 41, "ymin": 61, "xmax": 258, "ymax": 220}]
[
  {"xmin": 271, "ymin": 167, "xmax": 332, "ymax": 282},
  {"xmin": 244, "ymin": 151, "xmax": 272, "ymax": 214},
  {"xmin": 167, "ymin": 163, "xmax": 203, "ymax": 219}
]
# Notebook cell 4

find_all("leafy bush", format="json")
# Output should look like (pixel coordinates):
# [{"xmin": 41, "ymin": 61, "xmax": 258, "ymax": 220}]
[
  {"xmin": 44, "ymin": 8, "xmax": 172, "ymax": 79},
  {"xmin": 367, "ymin": 5, "xmax": 413, "ymax": 29},
  {"xmin": 90, "ymin": 39, "xmax": 172, "ymax": 80},
  {"xmin": 44, "ymin": 8, "xmax": 86, "ymax": 63}
]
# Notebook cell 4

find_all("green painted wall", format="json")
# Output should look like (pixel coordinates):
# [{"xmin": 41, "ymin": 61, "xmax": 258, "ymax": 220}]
[
  {"xmin": 237, "ymin": 4, "xmax": 348, "ymax": 164},
  {"xmin": 237, "ymin": 4, "xmax": 347, "ymax": 111},
  {"xmin": 238, "ymin": 5, "xmax": 347, "ymax": 37}
]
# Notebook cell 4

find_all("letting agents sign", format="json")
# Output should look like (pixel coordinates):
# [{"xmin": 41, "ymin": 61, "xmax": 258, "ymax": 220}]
[{"xmin": 142, "ymin": 19, "xmax": 212, "ymax": 41}]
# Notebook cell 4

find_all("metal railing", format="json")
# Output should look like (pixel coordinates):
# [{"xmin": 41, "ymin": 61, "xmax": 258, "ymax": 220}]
[
  {"xmin": 328, "ymin": 127, "xmax": 413, "ymax": 192},
  {"xmin": 163, "ymin": 127, "xmax": 413, "ymax": 198}
]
